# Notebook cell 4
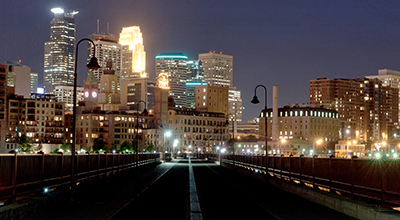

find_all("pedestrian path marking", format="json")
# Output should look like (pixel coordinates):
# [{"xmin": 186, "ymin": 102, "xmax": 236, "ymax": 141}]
[{"xmin": 189, "ymin": 158, "xmax": 203, "ymax": 220}]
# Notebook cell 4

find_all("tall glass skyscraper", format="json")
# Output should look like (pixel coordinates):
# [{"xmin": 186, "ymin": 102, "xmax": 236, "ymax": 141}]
[
  {"xmin": 119, "ymin": 26, "xmax": 146, "ymax": 79},
  {"xmin": 155, "ymin": 53, "xmax": 188, "ymax": 108},
  {"xmin": 44, "ymin": 8, "xmax": 78, "ymax": 94}
]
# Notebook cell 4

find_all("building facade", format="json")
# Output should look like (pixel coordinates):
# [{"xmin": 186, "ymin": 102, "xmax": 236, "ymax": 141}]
[
  {"xmin": 54, "ymin": 85, "xmax": 83, "ymax": 112},
  {"xmin": 121, "ymin": 77, "xmax": 156, "ymax": 111},
  {"xmin": 186, "ymin": 82, "xmax": 207, "ymax": 109},
  {"xmin": 87, "ymin": 33, "xmax": 122, "ymax": 92},
  {"xmin": 30, "ymin": 73, "xmax": 38, "ymax": 95},
  {"xmin": 167, "ymin": 108, "xmax": 229, "ymax": 152},
  {"xmin": 229, "ymin": 88, "xmax": 243, "ymax": 123},
  {"xmin": 366, "ymin": 69, "xmax": 400, "ymax": 130},
  {"xmin": 119, "ymin": 26, "xmax": 146, "ymax": 78},
  {"xmin": 195, "ymin": 85, "xmax": 229, "ymax": 115},
  {"xmin": 155, "ymin": 53, "xmax": 188, "ymax": 108},
  {"xmin": 66, "ymin": 110, "xmax": 153, "ymax": 151},
  {"xmin": 44, "ymin": 8, "xmax": 78, "ymax": 94},
  {"xmin": 6, "ymin": 61, "xmax": 31, "ymax": 98},
  {"xmin": 260, "ymin": 105, "xmax": 340, "ymax": 151},
  {"xmin": 310, "ymin": 77, "xmax": 399, "ymax": 142},
  {"xmin": 199, "ymin": 52, "xmax": 233, "ymax": 88},
  {"xmin": 7, "ymin": 94, "xmax": 65, "ymax": 144},
  {"xmin": 98, "ymin": 63, "xmax": 121, "ymax": 111},
  {"xmin": 0, "ymin": 64, "xmax": 7, "ymax": 152}
]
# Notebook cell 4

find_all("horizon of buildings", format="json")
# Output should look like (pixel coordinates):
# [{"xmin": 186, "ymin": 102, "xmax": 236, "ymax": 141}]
[{"xmin": 3, "ymin": 7, "xmax": 400, "ymax": 156}]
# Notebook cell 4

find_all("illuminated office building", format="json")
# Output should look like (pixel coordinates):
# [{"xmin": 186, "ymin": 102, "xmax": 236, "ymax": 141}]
[
  {"xmin": 119, "ymin": 26, "xmax": 146, "ymax": 78},
  {"xmin": 54, "ymin": 85, "xmax": 83, "ymax": 112},
  {"xmin": 88, "ymin": 33, "xmax": 122, "ymax": 92},
  {"xmin": 30, "ymin": 73, "xmax": 38, "ymax": 95},
  {"xmin": 198, "ymin": 52, "xmax": 233, "ymax": 87},
  {"xmin": 186, "ymin": 60, "xmax": 205, "ymax": 109},
  {"xmin": 121, "ymin": 77, "xmax": 156, "ymax": 111},
  {"xmin": 229, "ymin": 88, "xmax": 243, "ymax": 123},
  {"xmin": 366, "ymin": 69, "xmax": 400, "ymax": 127},
  {"xmin": 155, "ymin": 53, "xmax": 188, "ymax": 108},
  {"xmin": 44, "ymin": 8, "xmax": 78, "ymax": 94},
  {"xmin": 186, "ymin": 60, "xmax": 204, "ymax": 82}
]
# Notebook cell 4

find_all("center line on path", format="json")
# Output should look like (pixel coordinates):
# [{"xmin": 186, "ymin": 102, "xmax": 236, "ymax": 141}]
[{"xmin": 189, "ymin": 158, "xmax": 203, "ymax": 220}]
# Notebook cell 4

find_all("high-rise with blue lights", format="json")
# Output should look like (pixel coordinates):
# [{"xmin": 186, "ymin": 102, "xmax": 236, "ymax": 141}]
[
  {"xmin": 155, "ymin": 53, "xmax": 188, "ymax": 108},
  {"xmin": 44, "ymin": 8, "xmax": 78, "ymax": 94}
]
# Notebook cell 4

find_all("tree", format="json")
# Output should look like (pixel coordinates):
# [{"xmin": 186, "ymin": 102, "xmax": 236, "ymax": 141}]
[
  {"xmin": 121, "ymin": 141, "xmax": 133, "ymax": 153},
  {"xmin": 60, "ymin": 142, "xmax": 71, "ymax": 153},
  {"xmin": 146, "ymin": 143, "xmax": 154, "ymax": 152},
  {"xmin": 92, "ymin": 138, "xmax": 105, "ymax": 152},
  {"xmin": 17, "ymin": 134, "xmax": 33, "ymax": 153}
]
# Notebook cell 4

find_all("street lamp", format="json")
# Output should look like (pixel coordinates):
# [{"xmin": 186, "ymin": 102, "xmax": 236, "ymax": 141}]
[
  {"xmin": 136, "ymin": 100, "xmax": 147, "ymax": 168},
  {"xmin": 71, "ymin": 38, "xmax": 101, "ymax": 203},
  {"xmin": 313, "ymin": 139, "xmax": 323, "ymax": 156},
  {"xmin": 226, "ymin": 113, "xmax": 235, "ymax": 166},
  {"xmin": 280, "ymin": 138, "xmax": 287, "ymax": 155},
  {"xmin": 251, "ymin": 85, "xmax": 267, "ymax": 155},
  {"xmin": 173, "ymin": 139, "xmax": 179, "ymax": 157},
  {"xmin": 164, "ymin": 130, "xmax": 172, "ymax": 161}
]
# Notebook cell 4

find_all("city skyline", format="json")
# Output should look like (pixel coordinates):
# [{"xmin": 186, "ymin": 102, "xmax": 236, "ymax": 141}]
[{"xmin": 2, "ymin": 1, "xmax": 400, "ymax": 121}]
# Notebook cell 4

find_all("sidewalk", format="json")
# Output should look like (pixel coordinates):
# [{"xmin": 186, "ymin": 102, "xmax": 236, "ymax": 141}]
[{"xmin": 1, "ymin": 161, "xmax": 177, "ymax": 220}]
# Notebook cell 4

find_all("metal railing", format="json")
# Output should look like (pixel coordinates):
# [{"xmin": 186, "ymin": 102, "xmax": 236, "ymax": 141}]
[
  {"xmin": 0, "ymin": 152, "xmax": 160, "ymax": 204},
  {"xmin": 207, "ymin": 153, "xmax": 400, "ymax": 207}
]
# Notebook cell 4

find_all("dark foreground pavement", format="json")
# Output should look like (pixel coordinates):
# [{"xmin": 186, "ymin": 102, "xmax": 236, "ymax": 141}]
[{"xmin": 21, "ymin": 158, "xmax": 356, "ymax": 220}]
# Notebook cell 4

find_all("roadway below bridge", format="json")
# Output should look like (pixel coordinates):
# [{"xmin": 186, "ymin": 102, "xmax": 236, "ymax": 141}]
[{"xmin": 25, "ymin": 158, "xmax": 355, "ymax": 220}]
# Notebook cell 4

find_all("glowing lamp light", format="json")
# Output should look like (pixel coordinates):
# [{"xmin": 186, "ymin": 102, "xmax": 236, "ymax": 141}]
[
  {"xmin": 376, "ymin": 153, "xmax": 381, "ymax": 159},
  {"xmin": 394, "ymin": 154, "xmax": 398, "ymax": 158},
  {"xmin": 44, "ymin": 188, "xmax": 49, "ymax": 193},
  {"xmin": 36, "ymin": 88, "xmax": 45, "ymax": 94},
  {"xmin": 51, "ymin": 8, "xmax": 64, "ymax": 14}
]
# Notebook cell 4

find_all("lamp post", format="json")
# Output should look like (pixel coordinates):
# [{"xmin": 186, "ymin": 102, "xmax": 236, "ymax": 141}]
[
  {"xmin": 71, "ymin": 38, "xmax": 101, "ymax": 203},
  {"xmin": 251, "ymin": 85, "xmax": 268, "ymax": 155},
  {"xmin": 226, "ymin": 113, "xmax": 235, "ymax": 166},
  {"xmin": 136, "ymin": 100, "xmax": 147, "ymax": 168},
  {"xmin": 155, "ymin": 118, "xmax": 163, "ymax": 155},
  {"xmin": 164, "ymin": 131, "xmax": 171, "ymax": 161},
  {"xmin": 313, "ymin": 139, "xmax": 323, "ymax": 156}
]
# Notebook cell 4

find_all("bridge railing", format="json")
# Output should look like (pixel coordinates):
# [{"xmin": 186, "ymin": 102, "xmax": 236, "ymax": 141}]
[
  {"xmin": 206, "ymin": 153, "xmax": 400, "ymax": 207},
  {"xmin": 0, "ymin": 153, "xmax": 160, "ymax": 204}
]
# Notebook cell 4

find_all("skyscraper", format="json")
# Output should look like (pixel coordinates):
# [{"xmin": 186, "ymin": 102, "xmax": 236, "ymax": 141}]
[
  {"xmin": 87, "ymin": 33, "xmax": 122, "ymax": 92},
  {"xmin": 186, "ymin": 60, "xmax": 205, "ymax": 108},
  {"xmin": 199, "ymin": 51, "xmax": 233, "ymax": 87},
  {"xmin": 30, "ymin": 73, "xmax": 38, "ymax": 95},
  {"xmin": 119, "ymin": 26, "xmax": 146, "ymax": 79},
  {"xmin": 155, "ymin": 53, "xmax": 188, "ymax": 108},
  {"xmin": 44, "ymin": 8, "xmax": 78, "ymax": 94}
]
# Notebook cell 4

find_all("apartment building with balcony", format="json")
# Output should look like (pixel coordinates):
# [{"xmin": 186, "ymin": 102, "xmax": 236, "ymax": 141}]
[{"xmin": 7, "ymin": 93, "xmax": 64, "ymax": 144}]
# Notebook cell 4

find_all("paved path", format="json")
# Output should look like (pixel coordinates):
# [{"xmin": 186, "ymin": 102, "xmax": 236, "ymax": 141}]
[{"xmin": 26, "ymin": 158, "xmax": 356, "ymax": 220}]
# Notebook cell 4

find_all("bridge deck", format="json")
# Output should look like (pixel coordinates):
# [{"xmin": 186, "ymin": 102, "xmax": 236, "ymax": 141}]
[{"xmin": 23, "ymin": 158, "xmax": 356, "ymax": 219}]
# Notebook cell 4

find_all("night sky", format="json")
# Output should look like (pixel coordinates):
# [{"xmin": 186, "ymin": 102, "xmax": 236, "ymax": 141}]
[{"xmin": 2, "ymin": 0, "xmax": 400, "ymax": 121}]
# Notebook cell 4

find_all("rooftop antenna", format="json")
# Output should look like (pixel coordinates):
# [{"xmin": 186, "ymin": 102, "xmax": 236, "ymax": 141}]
[
  {"xmin": 97, "ymin": 19, "xmax": 99, "ymax": 34},
  {"xmin": 107, "ymin": 22, "xmax": 110, "ymax": 34}
]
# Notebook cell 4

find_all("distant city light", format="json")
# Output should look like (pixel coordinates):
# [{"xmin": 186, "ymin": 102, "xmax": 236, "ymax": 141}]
[{"xmin": 37, "ymin": 88, "xmax": 44, "ymax": 94}]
